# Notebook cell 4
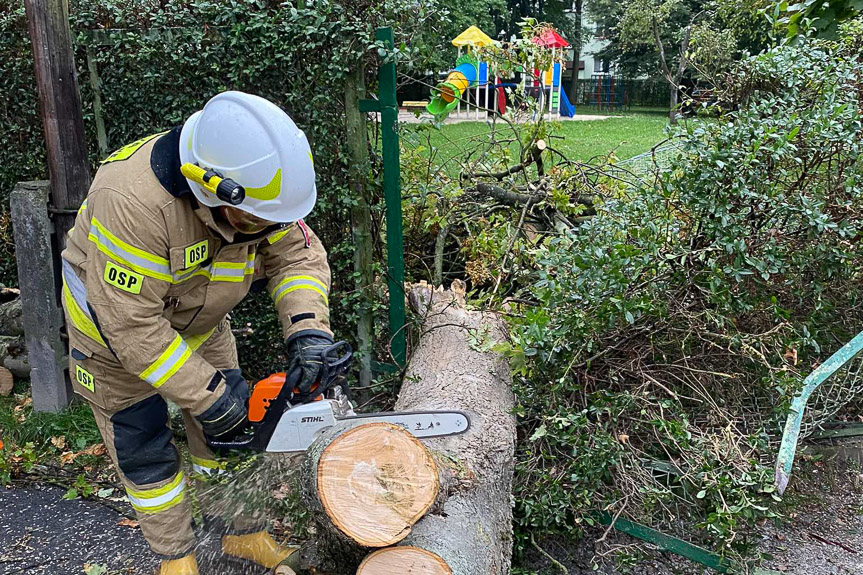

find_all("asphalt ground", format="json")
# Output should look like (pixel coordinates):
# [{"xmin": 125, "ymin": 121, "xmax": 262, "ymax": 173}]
[
  {"xmin": 0, "ymin": 484, "xmax": 155, "ymax": 575},
  {"xmin": 0, "ymin": 485, "xmax": 267, "ymax": 575}
]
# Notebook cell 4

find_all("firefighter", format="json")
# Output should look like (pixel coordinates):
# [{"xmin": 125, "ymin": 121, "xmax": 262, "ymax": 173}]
[{"xmin": 61, "ymin": 91, "xmax": 332, "ymax": 574}]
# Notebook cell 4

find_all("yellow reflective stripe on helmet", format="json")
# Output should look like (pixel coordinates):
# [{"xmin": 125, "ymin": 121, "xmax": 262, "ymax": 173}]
[
  {"xmin": 139, "ymin": 334, "xmax": 191, "ymax": 388},
  {"xmin": 244, "ymin": 168, "xmax": 282, "ymax": 201},
  {"xmin": 271, "ymin": 275, "xmax": 328, "ymax": 306},
  {"xmin": 267, "ymin": 225, "xmax": 294, "ymax": 245},
  {"xmin": 126, "ymin": 472, "xmax": 186, "ymax": 514},
  {"xmin": 88, "ymin": 217, "xmax": 174, "ymax": 283},
  {"xmin": 185, "ymin": 328, "xmax": 216, "ymax": 352}
]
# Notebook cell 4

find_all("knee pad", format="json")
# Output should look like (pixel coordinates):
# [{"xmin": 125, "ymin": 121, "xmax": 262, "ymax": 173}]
[{"xmin": 111, "ymin": 394, "xmax": 180, "ymax": 485}]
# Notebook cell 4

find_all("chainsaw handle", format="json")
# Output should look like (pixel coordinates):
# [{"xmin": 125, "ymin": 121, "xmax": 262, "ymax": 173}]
[
  {"xmin": 291, "ymin": 341, "xmax": 353, "ymax": 405},
  {"xmin": 206, "ymin": 341, "xmax": 353, "ymax": 453},
  {"xmin": 321, "ymin": 341, "xmax": 353, "ymax": 386},
  {"xmin": 206, "ymin": 367, "xmax": 302, "ymax": 453}
]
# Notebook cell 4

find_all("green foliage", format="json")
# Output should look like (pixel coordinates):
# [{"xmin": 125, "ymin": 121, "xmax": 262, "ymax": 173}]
[
  {"xmin": 590, "ymin": 0, "xmax": 772, "ymax": 82},
  {"xmin": 507, "ymin": 35, "xmax": 862, "ymax": 558},
  {"xmin": 0, "ymin": 0, "xmax": 438, "ymax": 376},
  {"xmin": 776, "ymin": 0, "xmax": 862, "ymax": 39}
]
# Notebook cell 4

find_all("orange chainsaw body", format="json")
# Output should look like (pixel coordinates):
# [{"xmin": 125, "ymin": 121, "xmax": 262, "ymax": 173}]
[
  {"xmin": 248, "ymin": 373, "xmax": 323, "ymax": 423},
  {"xmin": 248, "ymin": 372, "xmax": 287, "ymax": 423}
]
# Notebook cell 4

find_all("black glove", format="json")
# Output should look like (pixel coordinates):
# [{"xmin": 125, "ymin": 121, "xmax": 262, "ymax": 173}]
[
  {"xmin": 196, "ymin": 380, "xmax": 248, "ymax": 440},
  {"xmin": 286, "ymin": 331, "xmax": 334, "ymax": 399}
]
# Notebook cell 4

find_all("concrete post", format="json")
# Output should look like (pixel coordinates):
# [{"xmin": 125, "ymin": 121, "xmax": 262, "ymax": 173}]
[{"xmin": 10, "ymin": 181, "xmax": 71, "ymax": 412}]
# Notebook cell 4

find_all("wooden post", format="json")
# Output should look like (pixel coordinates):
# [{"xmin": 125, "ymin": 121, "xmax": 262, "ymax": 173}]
[
  {"xmin": 10, "ymin": 182, "xmax": 71, "ymax": 412},
  {"xmin": 344, "ymin": 62, "xmax": 375, "ymax": 393},
  {"xmin": 85, "ymin": 46, "xmax": 108, "ymax": 158},
  {"xmin": 24, "ymin": 0, "xmax": 91, "ymax": 251}
]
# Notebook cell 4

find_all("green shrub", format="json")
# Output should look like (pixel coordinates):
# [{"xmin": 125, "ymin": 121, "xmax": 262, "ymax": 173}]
[
  {"xmin": 0, "ymin": 0, "xmax": 439, "ymax": 376},
  {"xmin": 507, "ymin": 35, "xmax": 863, "ymax": 557}
]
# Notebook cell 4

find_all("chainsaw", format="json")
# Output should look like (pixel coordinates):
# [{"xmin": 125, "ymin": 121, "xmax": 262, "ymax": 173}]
[{"xmin": 207, "ymin": 341, "xmax": 470, "ymax": 453}]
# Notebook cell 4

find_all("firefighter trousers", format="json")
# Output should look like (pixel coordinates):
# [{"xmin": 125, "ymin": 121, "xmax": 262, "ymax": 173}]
[{"xmin": 74, "ymin": 319, "xmax": 266, "ymax": 558}]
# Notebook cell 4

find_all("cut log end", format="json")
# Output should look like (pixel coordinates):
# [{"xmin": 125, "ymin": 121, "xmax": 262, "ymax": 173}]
[
  {"xmin": 0, "ymin": 367, "xmax": 12, "ymax": 397},
  {"xmin": 317, "ymin": 422, "xmax": 439, "ymax": 547},
  {"xmin": 357, "ymin": 547, "xmax": 452, "ymax": 575}
]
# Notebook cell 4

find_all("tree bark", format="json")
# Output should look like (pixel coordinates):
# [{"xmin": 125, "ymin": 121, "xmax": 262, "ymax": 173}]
[
  {"xmin": 295, "ymin": 282, "xmax": 516, "ymax": 574},
  {"xmin": 669, "ymin": 83, "xmax": 679, "ymax": 125},
  {"xmin": 0, "ymin": 298, "xmax": 24, "ymax": 337},
  {"xmin": 24, "ymin": 0, "xmax": 91, "ymax": 250},
  {"xmin": 344, "ymin": 62, "xmax": 375, "ymax": 394},
  {"xmin": 358, "ymin": 281, "xmax": 516, "ymax": 575}
]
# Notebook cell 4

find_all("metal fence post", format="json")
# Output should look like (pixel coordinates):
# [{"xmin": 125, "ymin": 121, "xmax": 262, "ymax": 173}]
[{"xmin": 361, "ymin": 27, "xmax": 406, "ymax": 367}]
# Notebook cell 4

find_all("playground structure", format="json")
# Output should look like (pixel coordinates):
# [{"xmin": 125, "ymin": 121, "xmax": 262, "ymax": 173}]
[
  {"xmin": 426, "ymin": 53, "xmax": 479, "ymax": 116},
  {"xmin": 526, "ymin": 27, "xmax": 574, "ymax": 118},
  {"xmin": 426, "ymin": 25, "xmax": 576, "ymax": 121}
]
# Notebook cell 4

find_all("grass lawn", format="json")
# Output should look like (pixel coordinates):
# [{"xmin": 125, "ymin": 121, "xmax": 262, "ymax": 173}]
[{"xmin": 407, "ymin": 113, "xmax": 671, "ymax": 171}]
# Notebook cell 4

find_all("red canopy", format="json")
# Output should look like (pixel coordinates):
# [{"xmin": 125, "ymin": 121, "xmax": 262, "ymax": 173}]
[{"xmin": 531, "ymin": 28, "xmax": 570, "ymax": 48}]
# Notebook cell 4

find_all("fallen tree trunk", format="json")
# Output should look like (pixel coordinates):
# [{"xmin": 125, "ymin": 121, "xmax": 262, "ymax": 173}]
[
  {"xmin": 298, "ymin": 421, "xmax": 440, "ymax": 573},
  {"xmin": 295, "ymin": 281, "xmax": 515, "ymax": 574},
  {"xmin": 356, "ymin": 281, "xmax": 517, "ymax": 575}
]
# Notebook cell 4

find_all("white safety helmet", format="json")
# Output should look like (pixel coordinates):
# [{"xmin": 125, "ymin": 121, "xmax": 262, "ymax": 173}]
[{"xmin": 179, "ymin": 91, "xmax": 316, "ymax": 223}]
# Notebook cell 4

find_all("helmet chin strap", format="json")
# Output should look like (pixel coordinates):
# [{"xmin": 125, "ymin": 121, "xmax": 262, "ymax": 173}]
[{"xmin": 180, "ymin": 163, "xmax": 246, "ymax": 205}]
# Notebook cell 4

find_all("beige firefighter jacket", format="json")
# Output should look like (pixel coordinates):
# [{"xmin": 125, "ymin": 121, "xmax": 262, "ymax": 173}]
[{"xmin": 61, "ymin": 128, "xmax": 332, "ymax": 416}]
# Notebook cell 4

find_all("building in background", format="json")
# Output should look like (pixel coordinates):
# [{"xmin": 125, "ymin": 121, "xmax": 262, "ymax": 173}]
[{"xmin": 570, "ymin": 16, "xmax": 613, "ymax": 81}]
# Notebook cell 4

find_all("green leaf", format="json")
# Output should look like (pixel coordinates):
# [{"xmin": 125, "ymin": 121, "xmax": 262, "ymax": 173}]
[{"xmin": 529, "ymin": 424, "xmax": 547, "ymax": 441}]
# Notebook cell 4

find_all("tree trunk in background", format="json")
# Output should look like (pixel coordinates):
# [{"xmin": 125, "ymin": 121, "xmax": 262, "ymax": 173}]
[
  {"xmin": 567, "ymin": 0, "xmax": 584, "ymax": 104},
  {"xmin": 24, "ymin": 0, "xmax": 91, "ymax": 250},
  {"xmin": 669, "ymin": 83, "xmax": 679, "ymax": 125},
  {"xmin": 344, "ymin": 63, "xmax": 374, "ymax": 394}
]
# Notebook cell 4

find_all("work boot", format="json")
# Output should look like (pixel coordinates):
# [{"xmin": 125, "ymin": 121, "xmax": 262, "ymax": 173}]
[
  {"xmin": 159, "ymin": 553, "xmax": 199, "ymax": 575},
  {"xmin": 222, "ymin": 531, "xmax": 298, "ymax": 573}
]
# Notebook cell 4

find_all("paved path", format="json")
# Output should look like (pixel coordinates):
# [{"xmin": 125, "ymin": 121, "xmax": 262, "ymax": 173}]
[
  {"xmin": 0, "ymin": 485, "xmax": 155, "ymax": 575},
  {"xmin": 6, "ymin": 466, "xmax": 863, "ymax": 575},
  {"xmin": 0, "ymin": 486, "xmax": 262, "ymax": 575}
]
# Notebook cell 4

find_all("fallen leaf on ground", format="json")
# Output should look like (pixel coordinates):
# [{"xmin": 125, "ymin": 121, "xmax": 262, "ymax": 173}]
[
  {"xmin": 51, "ymin": 436, "xmax": 66, "ymax": 449},
  {"xmin": 82, "ymin": 444, "xmax": 107, "ymax": 457},
  {"xmin": 618, "ymin": 434, "xmax": 629, "ymax": 444},
  {"xmin": 13, "ymin": 397, "xmax": 31, "ymax": 421},
  {"xmin": 60, "ymin": 451, "xmax": 79, "ymax": 465},
  {"xmin": 117, "ymin": 518, "xmax": 139, "ymax": 529},
  {"xmin": 784, "ymin": 348, "xmax": 798, "ymax": 365}
]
